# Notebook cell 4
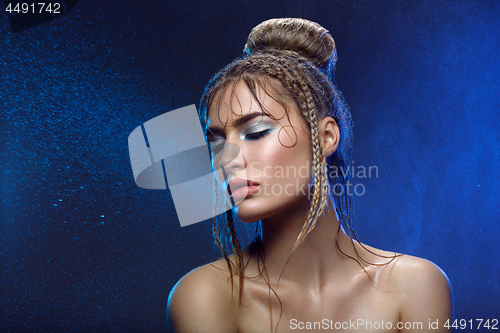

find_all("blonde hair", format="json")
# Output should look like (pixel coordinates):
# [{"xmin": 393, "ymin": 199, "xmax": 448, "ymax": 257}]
[{"xmin": 198, "ymin": 18, "xmax": 381, "ymax": 332}]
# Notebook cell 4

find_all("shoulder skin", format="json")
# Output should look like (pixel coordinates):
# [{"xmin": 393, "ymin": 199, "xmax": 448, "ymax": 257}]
[
  {"xmin": 392, "ymin": 255, "xmax": 453, "ymax": 332},
  {"xmin": 167, "ymin": 261, "xmax": 238, "ymax": 333}
]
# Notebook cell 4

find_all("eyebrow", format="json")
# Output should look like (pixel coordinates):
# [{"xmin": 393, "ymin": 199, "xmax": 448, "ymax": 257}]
[{"xmin": 207, "ymin": 111, "xmax": 269, "ymax": 134}]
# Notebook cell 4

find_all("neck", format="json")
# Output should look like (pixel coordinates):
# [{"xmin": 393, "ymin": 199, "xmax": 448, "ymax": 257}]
[{"xmin": 248, "ymin": 199, "xmax": 359, "ymax": 291}]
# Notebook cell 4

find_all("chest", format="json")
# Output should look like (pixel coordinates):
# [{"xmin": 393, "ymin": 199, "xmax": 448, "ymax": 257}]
[{"xmin": 235, "ymin": 278, "xmax": 401, "ymax": 333}]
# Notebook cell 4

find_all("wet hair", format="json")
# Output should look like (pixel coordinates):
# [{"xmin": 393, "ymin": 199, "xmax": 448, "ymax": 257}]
[{"xmin": 198, "ymin": 18, "xmax": 393, "ymax": 332}]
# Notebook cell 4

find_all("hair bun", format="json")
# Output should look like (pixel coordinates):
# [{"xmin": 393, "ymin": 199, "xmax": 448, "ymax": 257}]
[{"xmin": 244, "ymin": 18, "xmax": 337, "ymax": 78}]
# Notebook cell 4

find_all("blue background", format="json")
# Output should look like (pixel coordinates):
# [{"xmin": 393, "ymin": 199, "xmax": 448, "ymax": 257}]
[{"xmin": 1, "ymin": 0, "xmax": 499, "ymax": 331}]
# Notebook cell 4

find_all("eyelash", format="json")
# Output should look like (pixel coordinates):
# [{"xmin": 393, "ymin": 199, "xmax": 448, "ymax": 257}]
[
  {"xmin": 207, "ymin": 129, "xmax": 271, "ymax": 150},
  {"xmin": 244, "ymin": 129, "xmax": 271, "ymax": 140}
]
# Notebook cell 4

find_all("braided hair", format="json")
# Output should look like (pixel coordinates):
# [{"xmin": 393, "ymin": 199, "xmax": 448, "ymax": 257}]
[{"xmin": 198, "ymin": 18, "xmax": 384, "ymax": 331}]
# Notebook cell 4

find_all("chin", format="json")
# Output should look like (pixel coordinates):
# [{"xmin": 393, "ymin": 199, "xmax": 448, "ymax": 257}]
[
  {"xmin": 233, "ymin": 199, "xmax": 272, "ymax": 223},
  {"xmin": 233, "ymin": 196, "xmax": 299, "ymax": 223},
  {"xmin": 234, "ymin": 206, "xmax": 262, "ymax": 223},
  {"xmin": 236, "ymin": 190, "xmax": 312, "ymax": 224}
]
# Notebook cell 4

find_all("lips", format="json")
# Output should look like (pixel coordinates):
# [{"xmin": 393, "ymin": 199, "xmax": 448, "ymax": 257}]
[{"xmin": 227, "ymin": 178, "xmax": 260, "ymax": 204}]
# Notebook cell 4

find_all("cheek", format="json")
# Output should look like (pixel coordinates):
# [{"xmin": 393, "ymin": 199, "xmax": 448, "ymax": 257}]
[{"xmin": 247, "ymin": 133, "xmax": 312, "ymax": 183}]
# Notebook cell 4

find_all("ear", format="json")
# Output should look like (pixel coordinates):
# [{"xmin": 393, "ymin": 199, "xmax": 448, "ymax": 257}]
[{"xmin": 319, "ymin": 117, "xmax": 339, "ymax": 158}]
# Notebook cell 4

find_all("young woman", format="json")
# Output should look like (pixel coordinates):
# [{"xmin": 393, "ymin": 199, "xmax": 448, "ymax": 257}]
[{"xmin": 168, "ymin": 18, "xmax": 452, "ymax": 332}]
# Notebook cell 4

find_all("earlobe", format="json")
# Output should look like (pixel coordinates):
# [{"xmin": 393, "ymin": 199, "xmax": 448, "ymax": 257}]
[{"xmin": 320, "ymin": 117, "xmax": 340, "ymax": 158}]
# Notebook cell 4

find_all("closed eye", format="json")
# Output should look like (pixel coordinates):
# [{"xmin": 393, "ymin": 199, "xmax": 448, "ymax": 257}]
[{"xmin": 244, "ymin": 129, "xmax": 271, "ymax": 141}]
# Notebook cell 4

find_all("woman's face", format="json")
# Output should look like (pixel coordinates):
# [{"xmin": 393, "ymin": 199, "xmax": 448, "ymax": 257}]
[{"xmin": 207, "ymin": 80, "xmax": 313, "ymax": 222}]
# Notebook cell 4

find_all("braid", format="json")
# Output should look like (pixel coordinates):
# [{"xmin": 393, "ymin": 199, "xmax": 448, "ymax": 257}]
[
  {"xmin": 199, "ymin": 47, "xmax": 361, "ymax": 333},
  {"xmin": 226, "ymin": 211, "xmax": 245, "ymax": 300},
  {"xmin": 267, "ymin": 57, "xmax": 329, "ymax": 279},
  {"xmin": 211, "ymin": 177, "xmax": 235, "ymax": 285},
  {"xmin": 198, "ymin": 19, "xmax": 402, "ymax": 333},
  {"xmin": 202, "ymin": 50, "xmax": 336, "ymax": 289}
]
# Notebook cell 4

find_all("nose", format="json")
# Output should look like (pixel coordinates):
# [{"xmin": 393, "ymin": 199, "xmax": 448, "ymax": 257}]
[{"xmin": 218, "ymin": 142, "xmax": 246, "ymax": 172}]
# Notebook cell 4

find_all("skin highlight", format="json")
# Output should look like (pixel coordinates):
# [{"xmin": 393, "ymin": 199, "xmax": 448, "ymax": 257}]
[
  {"xmin": 207, "ymin": 81, "xmax": 313, "ymax": 223},
  {"xmin": 167, "ymin": 18, "xmax": 452, "ymax": 333},
  {"xmin": 168, "ymin": 80, "xmax": 452, "ymax": 333}
]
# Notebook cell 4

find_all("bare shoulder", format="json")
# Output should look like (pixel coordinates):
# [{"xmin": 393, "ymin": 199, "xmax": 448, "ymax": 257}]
[
  {"xmin": 390, "ymin": 255, "xmax": 453, "ymax": 332},
  {"xmin": 359, "ymin": 243, "xmax": 451, "ymax": 292},
  {"xmin": 389, "ymin": 255, "xmax": 451, "ymax": 293},
  {"xmin": 167, "ymin": 259, "xmax": 238, "ymax": 333},
  {"xmin": 357, "ymin": 241, "xmax": 453, "ymax": 331}
]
